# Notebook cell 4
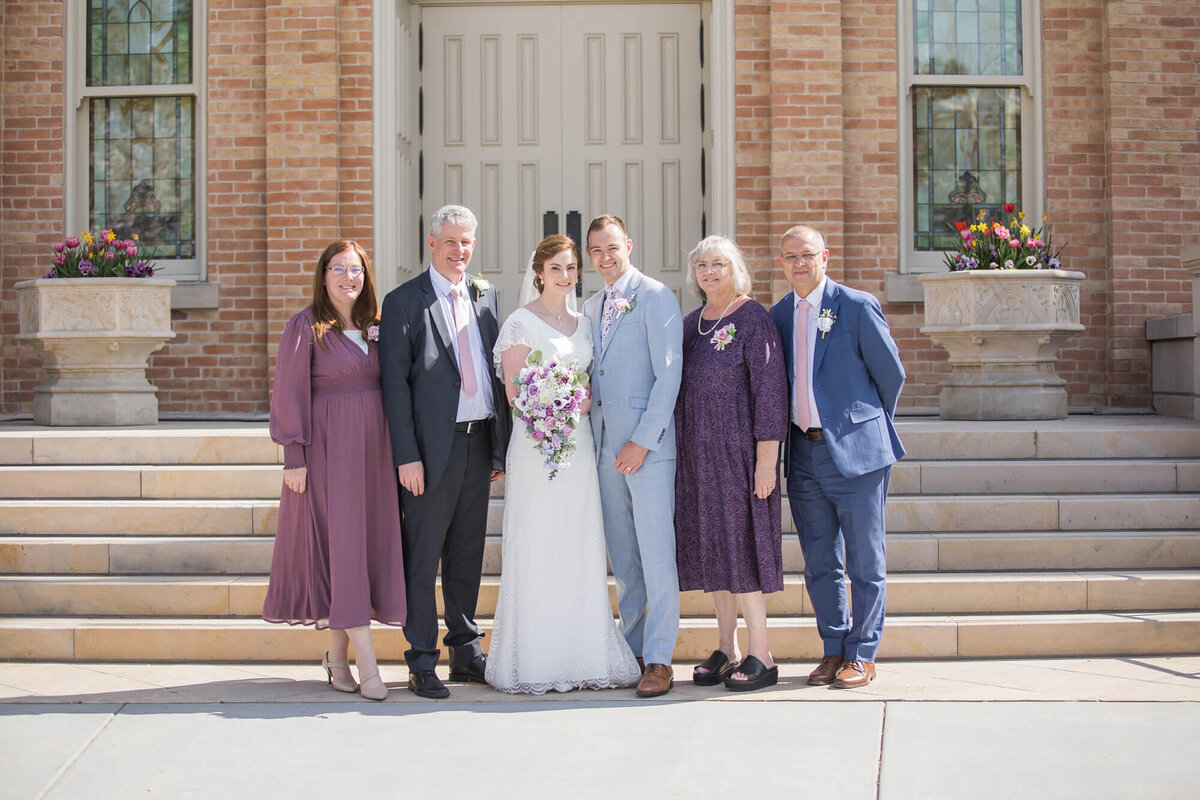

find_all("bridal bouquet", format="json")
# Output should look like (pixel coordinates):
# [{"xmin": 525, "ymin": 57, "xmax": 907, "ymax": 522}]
[{"xmin": 511, "ymin": 350, "xmax": 590, "ymax": 480}]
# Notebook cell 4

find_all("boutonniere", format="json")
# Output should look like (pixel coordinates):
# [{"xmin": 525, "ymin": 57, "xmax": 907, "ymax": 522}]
[
  {"xmin": 816, "ymin": 309, "xmax": 836, "ymax": 339},
  {"xmin": 469, "ymin": 276, "xmax": 490, "ymax": 296},
  {"xmin": 711, "ymin": 323, "xmax": 737, "ymax": 351},
  {"xmin": 366, "ymin": 324, "xmax": 380, "ymax": 342},
  {"xmin": 611, "ymin": 293, "xmax": 637, "ymax": 316}
]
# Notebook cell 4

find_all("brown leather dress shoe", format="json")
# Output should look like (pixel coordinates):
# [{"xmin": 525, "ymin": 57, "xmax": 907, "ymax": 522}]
[
  {"xmin": 807, "ymin": 655, "xmax": 844, "ymax": 686},
  {"xmin": 832, "ymin": 659, "xmax": 876, "ymax": 689},
  {"xmin": 636, "ymin": 663, "xmax": 674, "ymax": 697}
]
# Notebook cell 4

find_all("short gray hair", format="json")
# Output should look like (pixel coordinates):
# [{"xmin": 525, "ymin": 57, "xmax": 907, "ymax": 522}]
[
  {"xmin": 686, "ymin": 235, "xmax": 753, "ymax": 299},
  {"xmin": 430, "ymin": 205, "xmax": 478, "ymax": 238}
]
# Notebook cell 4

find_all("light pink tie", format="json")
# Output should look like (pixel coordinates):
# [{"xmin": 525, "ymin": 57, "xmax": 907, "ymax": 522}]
[
  {"xmin": 451, "ymin": 286, "xmax": 478, "ymax": 396},
  {"xmin": 795, "ymin": 301, "xmax": 811, "ymax": 431},
  {"xmin": 601, "ymin": 285, "xmax": 618, "ymax": 346}
]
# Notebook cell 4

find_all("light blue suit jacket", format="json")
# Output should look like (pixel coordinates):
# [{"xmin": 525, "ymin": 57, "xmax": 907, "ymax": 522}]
[
  {"xmin": 769, "ymin": 279, "xmax": 906, "ymax": 478},
  {"xmin": 584, "ymin": 267, "xmax": 683, "ymax": 463}
]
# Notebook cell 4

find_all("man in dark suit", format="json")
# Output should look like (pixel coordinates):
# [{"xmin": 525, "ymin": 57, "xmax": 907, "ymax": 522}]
[
  {"xmin": 768, "ymin": 225, "xmax": 905, "ymax": 689},
  {"xmin": 379, "ymin": 204, "xmax": 511, "ymax": 698}
]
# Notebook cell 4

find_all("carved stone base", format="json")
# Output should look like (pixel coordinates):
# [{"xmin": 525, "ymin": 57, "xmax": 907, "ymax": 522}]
[
  {"xmin": 920, "ymin": 270, "xmax": 1085, "ymax": 421},
  {"xmin": 16, "ymin": 278, "xmax": 176, "ymax": 426}
]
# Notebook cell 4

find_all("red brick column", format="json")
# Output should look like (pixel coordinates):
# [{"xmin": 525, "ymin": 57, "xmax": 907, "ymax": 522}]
[
  {"xmin": 0, "ymin": 2, "xmax": 66, "ymax": 415},
  {"xmin": 1099, "ymin": 1, "xmax": 1198, "ymax": 408}
]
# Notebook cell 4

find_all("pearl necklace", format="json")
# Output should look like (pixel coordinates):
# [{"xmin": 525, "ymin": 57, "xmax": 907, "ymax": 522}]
[{"xmin": 697, "ymin": 295, "xmax": 741, "ymax": 336}]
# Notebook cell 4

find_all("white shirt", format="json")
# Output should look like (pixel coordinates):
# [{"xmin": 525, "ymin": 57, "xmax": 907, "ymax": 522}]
[
  {"xmin": 427, "ymin": 265, "xmax": 495, "ymax": 422},
  {"xmin": 345, "ymin": 329, "xmax": 369, "ymax": 354},
  {"xmin": 792, "ymin": 276, "xmax": 827, "ymax": 430}
]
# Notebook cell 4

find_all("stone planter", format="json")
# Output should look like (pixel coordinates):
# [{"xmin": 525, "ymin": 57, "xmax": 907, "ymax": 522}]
[
  {"xmin": 16, "ymin": 277, "xmax": 176, "ymax": 425},
  {"xmin": 920, "ymin": 269, "xmax": 1085, "ymax": 420}
]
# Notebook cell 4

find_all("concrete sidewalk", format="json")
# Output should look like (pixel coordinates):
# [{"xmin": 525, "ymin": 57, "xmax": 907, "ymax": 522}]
[{"xmin": 3, "ymin": 658, "xmax": 1199, "ymax": 799}]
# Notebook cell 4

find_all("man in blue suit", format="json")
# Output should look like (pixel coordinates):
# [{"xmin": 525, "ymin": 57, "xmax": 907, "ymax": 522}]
[
  {"xmin": 768, "ymin": 225, "xmax": 905, "ymax": 689},
  {"xmin": 584, "ymin": 214, "xmax": 683, "ymax": 697}
]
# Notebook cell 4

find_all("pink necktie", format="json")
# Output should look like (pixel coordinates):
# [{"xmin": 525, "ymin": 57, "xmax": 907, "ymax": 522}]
[
  {"xmin": 451, "ymin": 286, "xmax": 478, "ymax": 396},
  {"xmin": 601, "ymin": 285, "xmax": 618, "ymax": 345},
  {"xmin": 795, "ymin": 301, "xmax": 811, "ymax": 431}
]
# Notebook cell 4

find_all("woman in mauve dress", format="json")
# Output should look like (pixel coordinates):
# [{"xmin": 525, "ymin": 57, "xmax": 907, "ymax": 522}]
[
  {"xmin": 263, "ymin": 240, "xmax": 406, "ymax": 701},
  {"xmin": 674, "ymin": 235, "xmax": 788, "ymax": 692}
]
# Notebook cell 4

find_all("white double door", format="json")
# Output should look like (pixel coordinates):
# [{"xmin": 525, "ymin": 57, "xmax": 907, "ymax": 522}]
[{"xmin": 421, "ymin": 4, "xmax": 704, "ymax": 316}]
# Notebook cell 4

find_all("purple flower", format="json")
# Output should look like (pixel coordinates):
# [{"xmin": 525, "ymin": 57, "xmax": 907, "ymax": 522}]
[
  {"xmin": 1048, "ymin": 257, "xmax": 1061, "ymax": 269},
  {"xmin": 78, "ymin": 260, "xmax": 95, "ymax": 276},
  {"xmin": 42, "ymin": 269, "xmax": 56, "ymax": 279}
]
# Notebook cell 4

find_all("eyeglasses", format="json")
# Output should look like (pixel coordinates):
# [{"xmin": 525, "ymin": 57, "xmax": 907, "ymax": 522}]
[
  {"xmin": 327, "ymin": 266, "xmax": 365, "ymax": 278},
  {"xmin": 782, "ymin": 252, "xmax": 823, "ymax": 266},
  {"xmin": 694, "ymin": 260, "xmax": 730, "ymax": 273}
]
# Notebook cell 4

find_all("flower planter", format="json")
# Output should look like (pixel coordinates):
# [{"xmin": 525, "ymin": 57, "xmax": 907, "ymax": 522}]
[
  {"xmin": 920, "ymin": 269, "xmax": 1085, "ymax": 420},
  {"xmin": 16, "ymin": 277, "xmax": 176, "ymax": 426}
]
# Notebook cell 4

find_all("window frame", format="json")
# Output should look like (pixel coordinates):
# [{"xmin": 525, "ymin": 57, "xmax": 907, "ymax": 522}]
[
  {"xmin": 898, "ymin": 0, "xmax": 1044, "ymax": 274},
  {"xmin": 64, "ymin": 0, "xmax": 208, "ymax": 282}
]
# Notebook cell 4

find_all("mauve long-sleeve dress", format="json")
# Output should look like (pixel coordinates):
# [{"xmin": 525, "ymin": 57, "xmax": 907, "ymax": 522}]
[
  {"xmin": 262, "ymin": 307, "xmax": 407, "ymax": 630},
  {"xmin": 674, "ymin": 300, "xmax": 788, "ymax": 594}
]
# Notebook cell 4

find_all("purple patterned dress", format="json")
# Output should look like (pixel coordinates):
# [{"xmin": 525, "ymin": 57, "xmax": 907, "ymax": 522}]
[
  {"xmin": 674, "ymin": 300, "xmax": 788, "ymax": 594},
  {"xmin": 262, "ymin": 308, "xmax": 407, "ymax": 630}
]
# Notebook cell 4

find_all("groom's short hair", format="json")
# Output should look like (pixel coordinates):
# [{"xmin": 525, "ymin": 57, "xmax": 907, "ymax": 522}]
[
  {"xmin": 587, "ymin": 213, "xmax": 628, "ymax": 241},
  {"xmin": 430, "ymin": 205, "xmax": 478, "ymax": 238}
]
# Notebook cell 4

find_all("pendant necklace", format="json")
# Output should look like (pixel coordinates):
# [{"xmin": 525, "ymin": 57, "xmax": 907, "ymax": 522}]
[{"xmin": 697, "ymin": 295, "xmax": 740, "ymax": 336}]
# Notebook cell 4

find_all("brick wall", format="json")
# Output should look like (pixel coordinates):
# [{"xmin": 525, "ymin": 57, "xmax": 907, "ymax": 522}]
[
  {"xmin": 2, "ymin": 0, "xmax": 1196, "ymax": 417},
  {"xmin": 0, "ymin": 1, "xmax": 66, "ymax": 415}
]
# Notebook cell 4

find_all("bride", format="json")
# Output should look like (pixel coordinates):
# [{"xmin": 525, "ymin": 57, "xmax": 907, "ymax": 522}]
[{"xmin": 485, "ymin": 234, "xmax": 642, "ymax": 694}]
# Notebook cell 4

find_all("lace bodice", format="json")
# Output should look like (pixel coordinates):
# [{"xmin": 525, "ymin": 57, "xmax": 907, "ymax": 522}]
[{"xmin": 492, "ymin": 307, "xmax": 593, "ymax": 378}]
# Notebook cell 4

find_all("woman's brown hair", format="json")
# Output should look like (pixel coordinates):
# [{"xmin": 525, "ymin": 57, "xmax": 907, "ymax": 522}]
[
  {"xmin": 531, "ymin": 234, "xmax": 581, "ymax": 293},
  {"xmin": 310, "ymin": 240, "xmax": 379, "ymax": 349}
]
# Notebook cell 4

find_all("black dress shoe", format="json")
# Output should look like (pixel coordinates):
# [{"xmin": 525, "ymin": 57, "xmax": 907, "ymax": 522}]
[
  {"xmin": 408, "ymin": 669, "xmax": 450, "ymax": 699},
  {"xmin": 449, "ymin": 653, "xmax": 488, "ymax": 684}
]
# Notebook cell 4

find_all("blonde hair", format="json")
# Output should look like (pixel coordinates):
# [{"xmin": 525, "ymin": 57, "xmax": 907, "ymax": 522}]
[{"xmin": 685, "ymin": 235, "xmax": 752, "ymax": 299}]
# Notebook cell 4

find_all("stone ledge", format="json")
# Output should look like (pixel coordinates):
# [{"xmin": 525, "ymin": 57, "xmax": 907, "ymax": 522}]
[
  {"xmin": 1146, "ymin": 314, "xmax": 1194, "ymax": 341},
  {"xmin": 170, "ymin": 281, "xmax": 220, "ymax": 310},
  {"xmin": 885, "ymin": 271, "xmax": 926, "ymax": 303}
]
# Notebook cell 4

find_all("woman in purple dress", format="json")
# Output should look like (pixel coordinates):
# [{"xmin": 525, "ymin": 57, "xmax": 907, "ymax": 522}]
[
  {"xmin": 674, "ymin": 235, "xmax": 788, "ymax": 692},
  {"xmin": 263, "ymin": 240, "xmax": 406, "ymax": 701}
]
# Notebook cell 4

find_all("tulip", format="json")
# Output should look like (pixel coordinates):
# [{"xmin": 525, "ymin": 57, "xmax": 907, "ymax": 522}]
[
  {"xmin": 1004, "ymin": 203, "xmax": 1015, "ymax": 213},
  {"xmin": 64, "ymin": 236, "xmax": 80, "ymax": 248},
  {"xmin": 53, "ymin": 241, "xmax": 65, "ymax": 253}
]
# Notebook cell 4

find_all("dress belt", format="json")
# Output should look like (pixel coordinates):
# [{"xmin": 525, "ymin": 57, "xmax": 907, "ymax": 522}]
[
  {"xmin": 454, "ymin": 418, "xmax": 490, "ymax": 434},
  {"xmin": 793, "ymin": 424, "xmax": 825, "ymax": 442},
  {"xmin": 312, "ymin": 378, "xmax": 380, "ymax": 398}
]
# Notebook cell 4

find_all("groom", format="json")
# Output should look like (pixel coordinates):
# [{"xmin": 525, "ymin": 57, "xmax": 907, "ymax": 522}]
[
  {"xmin": 379, "ymin": 204, "xmax": 511, "ymax": 699},
  {"xmin": 584, "ymin": 214, "xmax": 683, "ymax": 697}
]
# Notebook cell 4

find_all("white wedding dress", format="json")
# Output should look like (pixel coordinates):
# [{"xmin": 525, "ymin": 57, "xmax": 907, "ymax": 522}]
[{"xmin": 485, "ymin": 307, "xmax": 641, "ymax": 694}]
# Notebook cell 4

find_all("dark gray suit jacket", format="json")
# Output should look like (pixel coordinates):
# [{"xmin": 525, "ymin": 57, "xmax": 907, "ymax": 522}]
[{"xmin": 379, "ymin": 270, "xmax": 511, "ymax": 490}]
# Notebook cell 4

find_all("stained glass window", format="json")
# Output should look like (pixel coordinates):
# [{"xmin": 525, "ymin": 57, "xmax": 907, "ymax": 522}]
[
  {"xmin": 909, "ymin": 0, "xmax": 1027, "ymax": 255},
  {"xmin": 912, "ymin": 87, "xmax": 1021, "ymax": 251},
  {"xmin": 87, "ymin": 0, "xmax": 192, "ymax": 87},
  {"xmin": 89, "ymin": 97, "xmax": 195, "ymax": 258},
  {"xmin": 84, "ymin": 1, "xmax": 195, "ymax": 264},
  {"xmin": 913, "ymin": 0, "xmax": 1022, "ymax": 76}
]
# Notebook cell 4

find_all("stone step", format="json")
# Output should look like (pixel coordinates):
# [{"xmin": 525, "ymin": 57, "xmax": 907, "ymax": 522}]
[
  {"xmin": 4, "ymin": 529, "xmax": 1200, "ymax": 576},
  {"xmin": 0, "ymin": 424, "xmax": 281, "ymax": 466},
  {"xmin": 4, "ymin": 571, "xmax": 1199, "ymax": 618},
  {"xmin": 4, "ymin": 459, "xmax": 1199, "ymax": 500},
  {"xmin": 0, "ymin": 466, "xmax": 285, "ymax": 500},
  {"xmin": 4, "ymin": 493, "xmax": 1199, "ymax": 537},
  {"xmin": 3, "ymin": 610, "xmax": 1198, "ymax": 662},
  {"xmin": 5, "ymin": 417, "xmax": 1200, "ymax": 467}
]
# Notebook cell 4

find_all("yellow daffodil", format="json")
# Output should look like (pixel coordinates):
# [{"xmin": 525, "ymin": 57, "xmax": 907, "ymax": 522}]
[{"xmin": 1020, "ymin": 225, "xmax": 1031, "ymax": 238}]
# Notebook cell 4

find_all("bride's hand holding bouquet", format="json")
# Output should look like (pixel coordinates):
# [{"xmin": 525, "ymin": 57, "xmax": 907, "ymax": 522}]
[{"xmin": 511, "ymin": 350, "xmax": 590, "ymax": 480}]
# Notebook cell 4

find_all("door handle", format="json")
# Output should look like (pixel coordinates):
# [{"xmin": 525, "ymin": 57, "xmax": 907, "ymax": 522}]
[
  {"xmin": 543, "ymin": 211, "xmax": 560, "ymax": 237},
  {"xmin": 565, "ymin": 211, "xmax": 583, "ymax": 298}
]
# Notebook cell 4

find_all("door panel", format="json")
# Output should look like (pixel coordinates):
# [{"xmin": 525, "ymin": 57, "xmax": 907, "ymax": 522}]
[{"xmin": 422, "ymin": 4, "xmax": 701, "ymax": 316}]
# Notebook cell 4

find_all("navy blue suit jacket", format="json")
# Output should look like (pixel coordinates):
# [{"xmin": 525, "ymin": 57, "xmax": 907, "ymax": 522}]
[{"xmin": 769, "ymin": 279, "xmax": 905, "ymax": 479}]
